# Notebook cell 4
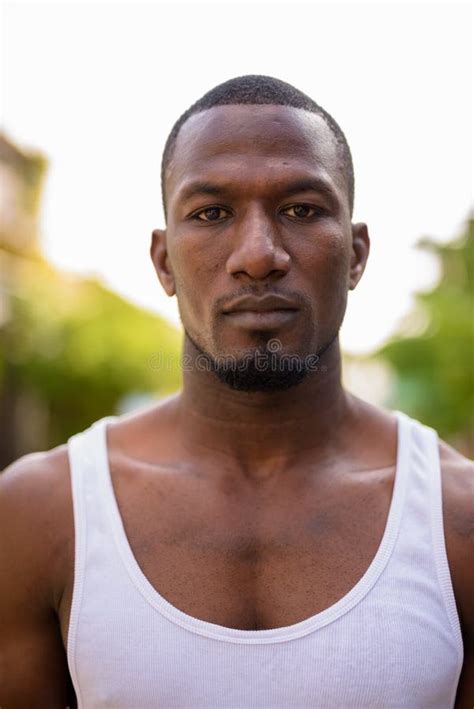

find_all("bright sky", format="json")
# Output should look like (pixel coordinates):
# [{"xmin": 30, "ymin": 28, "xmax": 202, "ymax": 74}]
[{"xmin": 2, "ymin": 1, "xmax": 472, "ymax": 354}]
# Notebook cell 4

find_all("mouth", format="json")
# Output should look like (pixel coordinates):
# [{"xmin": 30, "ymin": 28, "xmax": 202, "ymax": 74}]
[{"xmin": 223, "ymin": 309, "xmax": 299, "ymax": 329}]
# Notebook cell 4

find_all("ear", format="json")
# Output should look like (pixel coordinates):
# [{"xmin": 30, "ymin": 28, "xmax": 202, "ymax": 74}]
[
  {"xmin": 150, "ymin": 228, "xmax": 176, "ymax": 297},
  {"xmin": 349, "ymin": 222, "xmax": 370, "ymax": 291}
]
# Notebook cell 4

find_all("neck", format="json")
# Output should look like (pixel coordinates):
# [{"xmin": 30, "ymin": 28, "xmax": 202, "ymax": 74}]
[{"xmin": 176, "ymin": 336, "xmax": 356, "ymax": 479}]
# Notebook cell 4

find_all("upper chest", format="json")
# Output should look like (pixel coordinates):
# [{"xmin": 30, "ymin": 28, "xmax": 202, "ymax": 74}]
[
  {"xmin": 73, "ymin": 458, "xmax": 395, "ymax": 630},
  {"xmin": 58, "ymin": 451, "xmax": 397, "ymax": 648}
]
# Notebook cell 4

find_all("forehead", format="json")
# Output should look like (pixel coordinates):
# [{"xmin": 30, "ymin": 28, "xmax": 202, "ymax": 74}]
[{"xmin": 166, "ymin": 104, "xmax": 346, "ymax": 204}]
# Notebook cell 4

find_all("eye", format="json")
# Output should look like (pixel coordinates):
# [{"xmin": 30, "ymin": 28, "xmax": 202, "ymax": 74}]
[
  {"xmin": 192, "ymin": 206, "xmax": 231, "ymax": 222},
  {"xmin": 281, "ymin": 204, "xmax": 321, "ymax": 219}
]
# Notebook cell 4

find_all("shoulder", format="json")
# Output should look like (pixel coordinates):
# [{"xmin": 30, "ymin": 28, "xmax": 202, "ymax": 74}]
[
  {"xmin": 437, "ymin": 438, "xmax": 474, "ymax": 643},
  {"xmin": 1, "ymin": 443, "xmax": 71, "ymax": 490},
  {"xmin": 0, "ymin": 444, "xmax": 72, "ymax": 518},
  {"xmin": 0, "ymin": 444, "xmax": 73, "ymax": 611},
  {"xmin": 0, "ymin": 448, "xmax": 79, "ymax": 703},
  {"xmin": 439, "ymin": 439, "xmax": 474, "ymax": 539}
]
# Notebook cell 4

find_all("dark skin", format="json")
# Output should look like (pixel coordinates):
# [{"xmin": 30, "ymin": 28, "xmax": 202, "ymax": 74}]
[{"xmin": 0, "ymin": 105, "xmax": 472, "ymax": 707}]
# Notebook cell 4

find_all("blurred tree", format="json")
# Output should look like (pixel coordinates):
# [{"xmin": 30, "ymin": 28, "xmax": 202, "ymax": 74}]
[
  {"xmin": 0, "ymin": 134, "xmax": 181, "ymax": 467},
  {"xmin": 6, "ymin": 259, "xmax": 182, "ymax": 454},
  {"xmin": 377, "ymin": 217, "xmax": 474, "ymax": 457}
]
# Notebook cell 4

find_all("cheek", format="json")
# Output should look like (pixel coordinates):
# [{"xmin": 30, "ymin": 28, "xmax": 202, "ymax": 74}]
[
  {"xmin": 168, "ymin": 234, "xmax": 225, "ymax": 310},
  {"xmin": 306, "ymin": 231, "xmax": 350, "ymax": 282},
  {"xmin": 302, "ymin": 233, "xmax": 351, "ymax": 315}
]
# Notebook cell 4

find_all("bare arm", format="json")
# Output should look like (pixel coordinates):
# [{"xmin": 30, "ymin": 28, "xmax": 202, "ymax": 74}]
[
  {"xmin": 0, "ymin": 448, "xmax": 76, "ymax": 707},
  {"xmin": 441, "ymin": 443, "xmax": 474, "ymax": 709}
]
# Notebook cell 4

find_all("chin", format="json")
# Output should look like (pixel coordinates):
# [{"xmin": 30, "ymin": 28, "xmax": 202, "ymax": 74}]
[{"xmin": 212, "ymin": 360, "xmax": 311, "ymax": 392}]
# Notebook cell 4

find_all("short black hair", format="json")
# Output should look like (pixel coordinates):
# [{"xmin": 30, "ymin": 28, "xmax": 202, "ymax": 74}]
[{"xmin": 161, "ymin": 74, "xmax": 354, "ymax": 217}]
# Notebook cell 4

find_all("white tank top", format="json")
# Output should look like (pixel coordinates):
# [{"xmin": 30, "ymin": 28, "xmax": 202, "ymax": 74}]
[{"xmin": 66, "ymin": 410, "xmax": 463, "ymax": 708}]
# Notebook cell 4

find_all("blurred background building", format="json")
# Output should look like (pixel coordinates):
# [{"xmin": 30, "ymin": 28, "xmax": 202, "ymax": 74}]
[{"xmin": 0, "ymin": 134, "xmax": 181, "ymax": 467}]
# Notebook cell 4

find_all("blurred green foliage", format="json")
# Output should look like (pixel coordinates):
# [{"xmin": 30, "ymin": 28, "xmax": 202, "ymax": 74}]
[
  {"xmin": 378, "ymin": 218, "xmax": 474, "ymax": 455},
  {"xmin": 0, "ymin": 133, "xmax": 182, "ymax": 466},
  {"xmin": 2, "ymin": 257, "xmax": 181, "ymax": 451}
]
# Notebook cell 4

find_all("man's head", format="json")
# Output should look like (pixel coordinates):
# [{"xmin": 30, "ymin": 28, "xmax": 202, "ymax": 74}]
[
  {"xmin": 161, "ymin": 75, "xmax": 355, "ymax": 219},
  {"xmin": 151, "ymin": 75, "xmax": 369, "ymax": 392}
]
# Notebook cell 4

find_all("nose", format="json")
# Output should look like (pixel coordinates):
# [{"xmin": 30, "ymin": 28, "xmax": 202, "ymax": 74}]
[{"xmin": 225, "ymin": 206, "xmax": 291, "ymax": 281}]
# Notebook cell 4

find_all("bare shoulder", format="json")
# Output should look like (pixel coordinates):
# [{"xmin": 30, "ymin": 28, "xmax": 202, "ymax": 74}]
[
  {"xmin": 437, "ymin": 440, "xmax": 474, "ymax": 706},
  {"xmin": 438, "ymin": 440, "xmax": 473, "ymax": 630},
  {"xmin": 1, "ymin": 442, "xmax": 71, "ymax": 489},
  {"xmin": 439, "ymin": 439, "xmax": 474, "ymax": 545},
  {"xmin": 0, "ymin": 444, "xmax": 73, "ymax": 608},
  {"xmin": 1, "ymin": 443, "xmax": 71, "ymax": 518},
  {"xmin": 0, "ymin": 445, "xmax": 77, "ymax": 705}
]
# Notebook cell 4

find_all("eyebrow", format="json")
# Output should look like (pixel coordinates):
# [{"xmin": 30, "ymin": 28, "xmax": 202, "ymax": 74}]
[
  {"xmin": 178, "ymin": 176, "xmax": 339, "ymax": 204},
  {"xmin": 279, "ymin": 178, "xmax": 338, "ymax": 203},
  {"xmin": 179, "ymin": 182, "xmax": 228, "ymax": 201}
]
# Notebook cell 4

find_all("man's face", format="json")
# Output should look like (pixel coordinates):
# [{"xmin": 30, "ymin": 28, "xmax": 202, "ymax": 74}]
[{"xmin": 154, "ymin": 104, "xmax": 368, "ymax": 389}]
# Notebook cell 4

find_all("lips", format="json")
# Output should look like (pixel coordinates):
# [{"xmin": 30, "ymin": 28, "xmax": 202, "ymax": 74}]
[
  {"xmin": 222, "ymin": 294, "xmax": 300, "ymax": 330},
  {"xmin": 222, "ymin": 294, "xmax": 299, "ymax": 314}
]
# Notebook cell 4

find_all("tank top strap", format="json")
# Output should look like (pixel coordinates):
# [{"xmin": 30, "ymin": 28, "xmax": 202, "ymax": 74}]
[
  {"xmin": 66, "ymin": 415, "xmax": 119, "ymax": 696},
  {"xmin": 419, "ymin": 417, "xmax": 464, "ymax": 652},
  {"xmin": 393, "ymin": 411, "xmax": 463, "ymax": 660},
  {"xmin": 68, "ymin": 415, "xmax": 117, "ymax": 512}
]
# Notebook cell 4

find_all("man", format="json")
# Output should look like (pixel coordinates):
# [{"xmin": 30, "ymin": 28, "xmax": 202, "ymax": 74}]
[{"xmin": 0, "ymin": 75, "xmax": 472, "ymax": 708}]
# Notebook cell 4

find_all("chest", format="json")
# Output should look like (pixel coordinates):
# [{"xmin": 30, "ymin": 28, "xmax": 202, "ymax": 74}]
[{"xmin": 59, "ymin": 463, "xmax": 395, "ymax": 643}]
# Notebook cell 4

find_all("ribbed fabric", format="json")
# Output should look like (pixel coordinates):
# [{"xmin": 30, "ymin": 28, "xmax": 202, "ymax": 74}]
[{"xmin": 66, "ymin": 411, "xmax": 463, "ymax": 708}]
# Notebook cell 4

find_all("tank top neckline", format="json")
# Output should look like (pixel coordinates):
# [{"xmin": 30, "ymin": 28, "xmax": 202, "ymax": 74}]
[{"xmin": 92, "ymin": 410, "xmax": 411, "ymax": 644}]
